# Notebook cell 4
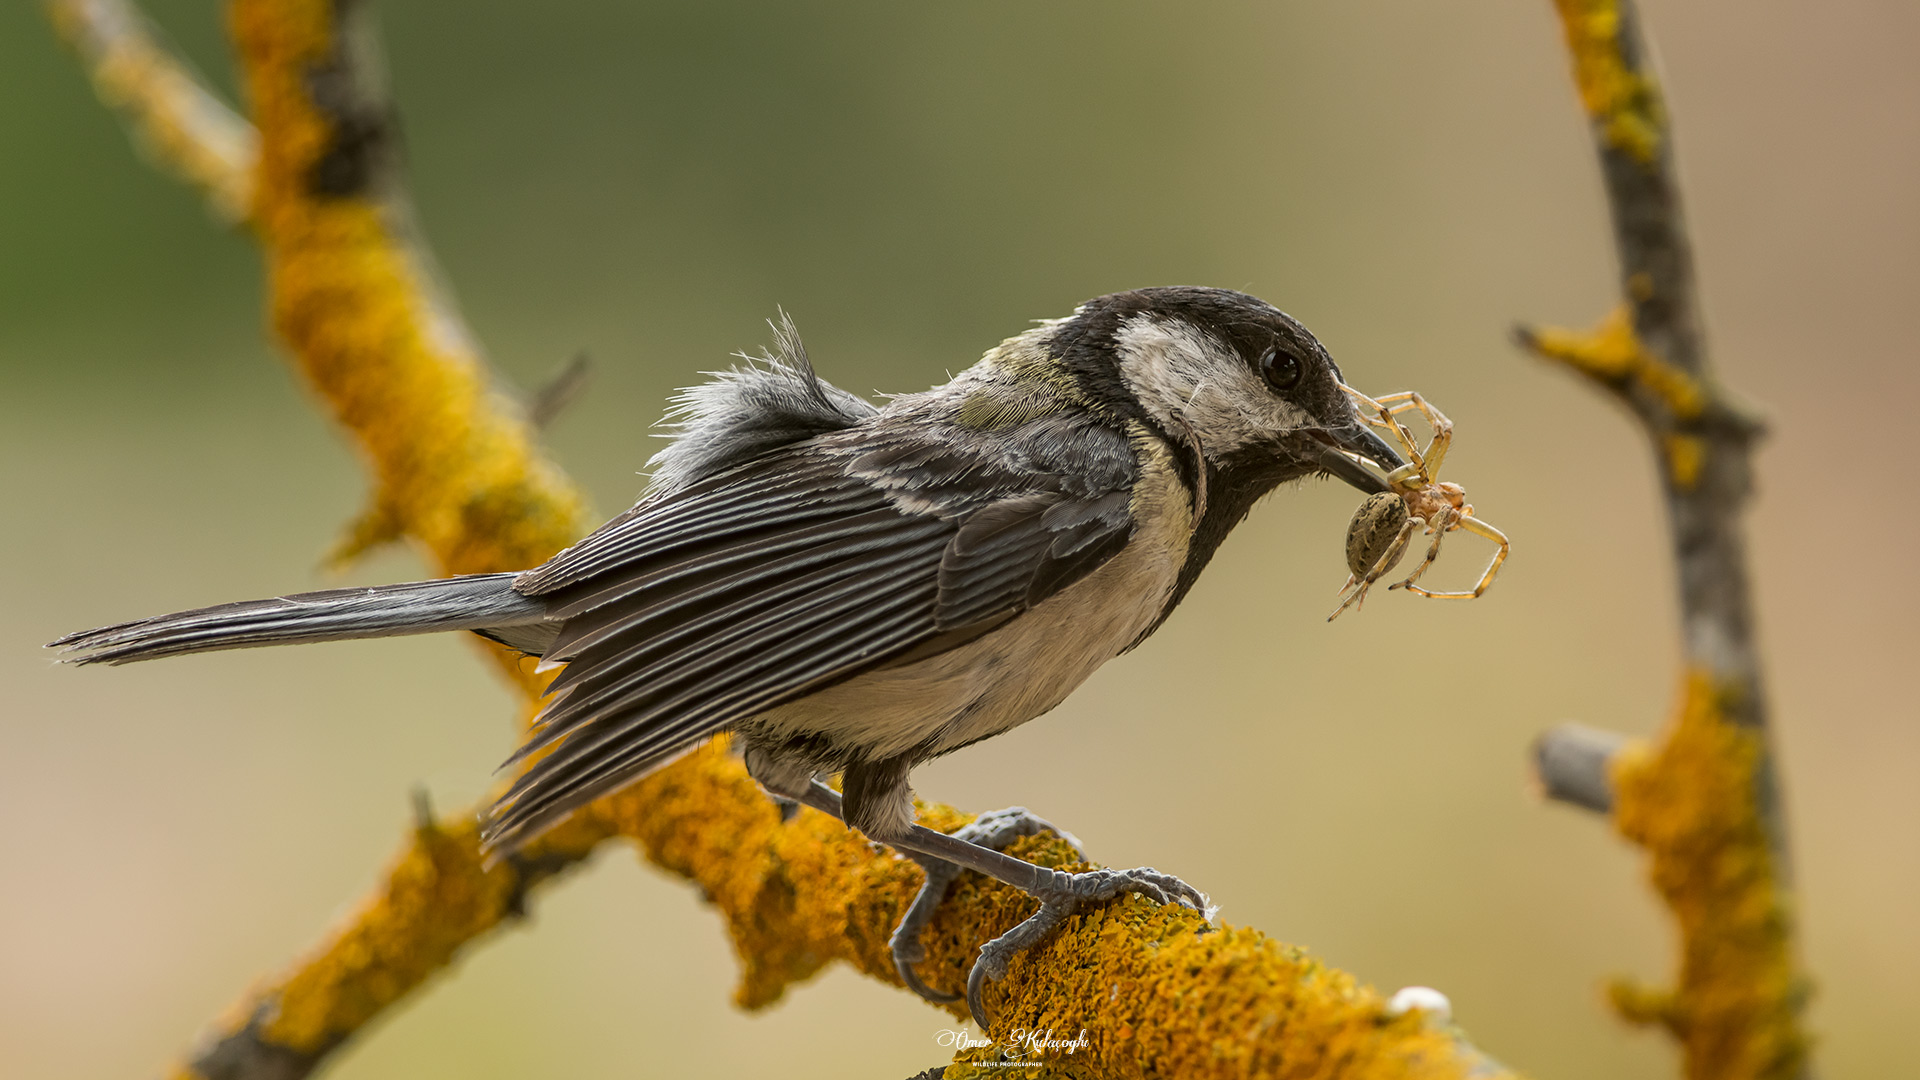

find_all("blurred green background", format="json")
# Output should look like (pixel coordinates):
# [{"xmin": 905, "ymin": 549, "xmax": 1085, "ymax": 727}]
[{"xmin": 3, "ymin": 1, "xmax": 1912, "ymax": 1076}]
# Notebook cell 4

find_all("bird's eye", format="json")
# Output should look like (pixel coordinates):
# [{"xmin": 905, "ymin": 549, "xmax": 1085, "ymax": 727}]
[{"xmin": 1260, "ymin": 347, "xmax": 1302, "ymax": 393}]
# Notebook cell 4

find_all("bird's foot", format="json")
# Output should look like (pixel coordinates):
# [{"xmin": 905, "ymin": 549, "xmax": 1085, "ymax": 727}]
[
  {"xmin": 796, "ymin": 781, "xmax": 1209, "ymax": 1028},
  {"xmin": 891, "ymin": 806, "xmax": 1080, "ymax": 1004},
  {"xmin": 964, "ymin": 864, "xmax": 1208, "ymax": 1028}
]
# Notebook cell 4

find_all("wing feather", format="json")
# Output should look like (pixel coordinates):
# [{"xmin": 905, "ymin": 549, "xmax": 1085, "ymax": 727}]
[
  {"xmin": 519, "ymin": 525, "xmax": 948, "ymax": 756},
  {"xmin": 483, "ymin": 412, "xmax": 1146, "ymax": 851},
  {"xmin": 514, "ymin": 455, "xmax": 863, "ymax": 595},
  {"xmin": 521, "ymin": 581, "xmax": 932, "ymax": 791},
  {"xmin": 934, "ymin": 488, "xmax": 1134, "ymax": 630},
  {"xmin": 488, "ymin": 589, "xmax": 935, "ymax": 847},
  {"xmin": 542, "ymin": 501, "xmax": 922, "ymax": 624}
]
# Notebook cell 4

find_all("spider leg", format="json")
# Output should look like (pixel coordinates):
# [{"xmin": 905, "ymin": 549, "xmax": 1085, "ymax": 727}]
[
  {"xmin": 1339, "ymin": 386, "xmax": 1427, "ymax": 487},
  {"xmin": 1369, "ymin": 392, "xmax": 1454, "ymax": 479},
  {"xmin": 1365, "ymin": 406, "xmax": 1426, "ymax": 486},
  {"xmin": 1388, "ymin": 507, "xmax": 1456, "ymax": 592},
  {"xmin": 1404, "ymin": 514, "xmax": 1509, "ymax": 600},
  {"xmin": 1368, "ymin": 391, "xmax": 1425, "ymax": 423},
  {"xmin": 1340, "ymin": 383, "xmax": 1386, "ymax": 415},
  {"xmin": 1328, "ymin": 516, "xmax": 1420, "ymax": 621},
  {"xmin": 1332, "ymin": 384, "xmax": 1423, "ymax": 483}
]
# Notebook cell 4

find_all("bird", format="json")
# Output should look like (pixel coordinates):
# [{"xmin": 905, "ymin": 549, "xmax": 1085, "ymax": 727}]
[{"xmin": 50, "ymin": 285, "xmax": 1407, "ymax": 1025}]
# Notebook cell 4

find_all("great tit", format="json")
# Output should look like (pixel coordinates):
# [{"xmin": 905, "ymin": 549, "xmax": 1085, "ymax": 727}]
[{"xmin": 52, "ymin": 285, "xmax": 1408, "ymax": 1024}]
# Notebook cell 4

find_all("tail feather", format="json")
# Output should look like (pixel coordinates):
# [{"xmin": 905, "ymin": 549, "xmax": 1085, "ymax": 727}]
[{"xmin": 49, "ymin": 573, "xmax": 552, "ymax": 665}]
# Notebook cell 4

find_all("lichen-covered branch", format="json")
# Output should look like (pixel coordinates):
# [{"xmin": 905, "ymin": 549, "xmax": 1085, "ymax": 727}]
[
  {"xmin": 49, "ymin": 0, "xmax": 612, "ymax": 1073},
  {"xmin": 197, "ymin": 743, "xmax": 1525, "ymax": 1080},
  {"xmin": 178, "ymin": 785, "xmax": 618, "ymax": 1080},
  {"xmin": 1604, "ymin": 676, "xmax": 1807, "ymax": 1080},
  {"xmin": 228, "ymin": 0, "xmax": 591, "ymax": 691},
  {"xmin": 48, "ymin": 0, "xmax": 258, "ymax": 221},
  {"xmin": 1519, "ymin": 4, "xmax": 1811, "ymax": 1079},
  {"xmin": 58, "ymin": 2, "xmax": 1530, "ymax": 1078}
]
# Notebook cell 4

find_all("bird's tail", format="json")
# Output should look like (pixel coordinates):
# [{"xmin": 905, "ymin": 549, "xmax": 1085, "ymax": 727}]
[{"xmin": 48, "ymin": 573, "xmax": 551, "ymax": 666}]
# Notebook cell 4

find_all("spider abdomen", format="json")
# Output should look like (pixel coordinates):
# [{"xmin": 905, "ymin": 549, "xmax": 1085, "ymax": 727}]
[{"xmin": 1345, "ymin": 491, "xmax": 1410, "ymax": 578}]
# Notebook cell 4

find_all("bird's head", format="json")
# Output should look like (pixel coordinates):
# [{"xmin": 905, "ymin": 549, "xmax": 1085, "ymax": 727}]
[{"xmin": 1042, "ymin": 287, "xmax": 1407, "ymax": 500}]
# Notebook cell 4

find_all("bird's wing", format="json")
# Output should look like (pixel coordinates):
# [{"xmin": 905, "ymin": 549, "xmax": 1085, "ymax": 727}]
[{"xmin": 485, "ymin": 413, "xmax": 1140, "ymax": 848}]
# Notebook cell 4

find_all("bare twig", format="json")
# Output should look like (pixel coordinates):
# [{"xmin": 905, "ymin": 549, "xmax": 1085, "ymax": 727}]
[
  {"xmin": 47, "ymin": 0, "xmax": 257, "ymax": 221},
  {"xmin": 1532, "ymin": 724, "xmax": 1628, "ymax": 813},
  {"xmin": 1521, "ymin": 3, "xmax": 1810, "ymax": 1078},
  {"xmin": 529, "ymin": 351, "xmax": 594, "ymax": 429}
]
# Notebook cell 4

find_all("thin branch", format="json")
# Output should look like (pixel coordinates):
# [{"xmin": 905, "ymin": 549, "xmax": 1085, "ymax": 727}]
[
  {"xmin": 529, "ymin": 351, "xmax": 595, "ymax": 430},
  {"xmin": 1520, "ymin": 3, "xmax": 1810, "ymax": 1078},
  {"xmin": 226, "ymin": 0, "xmax": 591, "ymax": 629},
  {"xmin": 47, "ymin": 0, "xmax": 257, "ymax": 222},
  {"xmin": 1532, "ymin": 724, "xmax": 1628, "ymax": 814},
  {"xmin": 180, "ymin": 793, "xmax": 620, "ymax": 1079}
]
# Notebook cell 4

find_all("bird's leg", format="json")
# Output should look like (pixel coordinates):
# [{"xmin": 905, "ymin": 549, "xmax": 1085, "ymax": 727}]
[
  {"xmin": 888, "ymin": 806, "xmax": 1082, "ymax": 1004},
  {"xmin": 796, "ymin": 781, "xmax": 1209, "ymax": 1028}
]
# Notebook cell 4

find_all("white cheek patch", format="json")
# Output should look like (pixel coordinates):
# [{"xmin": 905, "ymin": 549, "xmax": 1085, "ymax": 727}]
[{"xmin": 1114, "ymin": 315, "xmax": 1306, "ymax": 455}]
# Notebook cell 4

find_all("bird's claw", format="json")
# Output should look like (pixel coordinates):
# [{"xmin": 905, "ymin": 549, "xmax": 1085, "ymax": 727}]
[
  {"xmin": 887, "ymin": 806, "xmax": 1209, "ymax": 1029},
  {"xmin": 892, "ymin": 934, "xmax": 957, "ymax": 1003},
  {"xmin": 890, "ymin": 807, "xmax": 1078, "ymax": 1006},
  {"xmin": 965, "ymin": 864, "xmax": 1210, "ymax": 1029}
]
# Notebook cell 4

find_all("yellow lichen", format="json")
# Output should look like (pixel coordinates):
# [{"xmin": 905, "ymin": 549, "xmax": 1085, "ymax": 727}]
[
  {"xmin": 1607, "ymin": 671, "xmax": 1809, "ymax": 1080},
  {"xmin": 207, "ymin": 738, "xmax": 1517, "ymax": 1077},
  {"xmin": 941, "ymin": 916, "xmax": 1495, "ymax": 1080},
  {"xmin": 71, "ymin": 0, "xmax": 610, "ymax": 1064},
  {"xmin": 1522, "ymin": 305, "xmax": 1712, "ymax": 490},
  {"xmin": 1550, "ymin": 0, "xmax": 1665, "ymax": 164},
  {"xmin": 321, "ymin": 497, "xmax": 404, "ymax": 571},
  {"xmin": 227, "ymin": 0, "xmax": 589, "ymax": 691},
  {"xmin": 1524, "ymin": 304, "xmax": 1640, "ymax": 380},
  {"xmin": 1662, "ymin": 433, "xmax": 1706, "ymax": 491},
  {"xmin": 1524, "ymin": 305, "xmax": 1703, "ymax": 418},
  {"xmin": 260, "ymin": 812, "xmax": 524, "ymax": 1050},
  {"xmin": 589, "ymin": 745, "xmax": 1520, "ymax": 1078},
  {"xmin": 241, "ymin": 699, "xmax": 602, "ymax": 1054}
]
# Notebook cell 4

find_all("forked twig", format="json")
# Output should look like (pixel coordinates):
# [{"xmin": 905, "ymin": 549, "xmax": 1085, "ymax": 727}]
[{"xmin": 1521, "ymin": 4, "xmax": 1811, "ymax": 1078}]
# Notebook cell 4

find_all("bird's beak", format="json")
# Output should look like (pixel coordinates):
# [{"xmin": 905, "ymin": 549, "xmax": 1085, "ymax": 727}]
[{"xmin": 1306, "ymin": 423, "xmax": 1408, "ymax": 495}]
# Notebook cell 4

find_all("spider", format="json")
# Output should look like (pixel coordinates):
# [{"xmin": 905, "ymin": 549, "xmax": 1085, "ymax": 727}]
[{"xmin": 1327, "ymin": 385, "xmax": 1510, "ymax": 621}]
